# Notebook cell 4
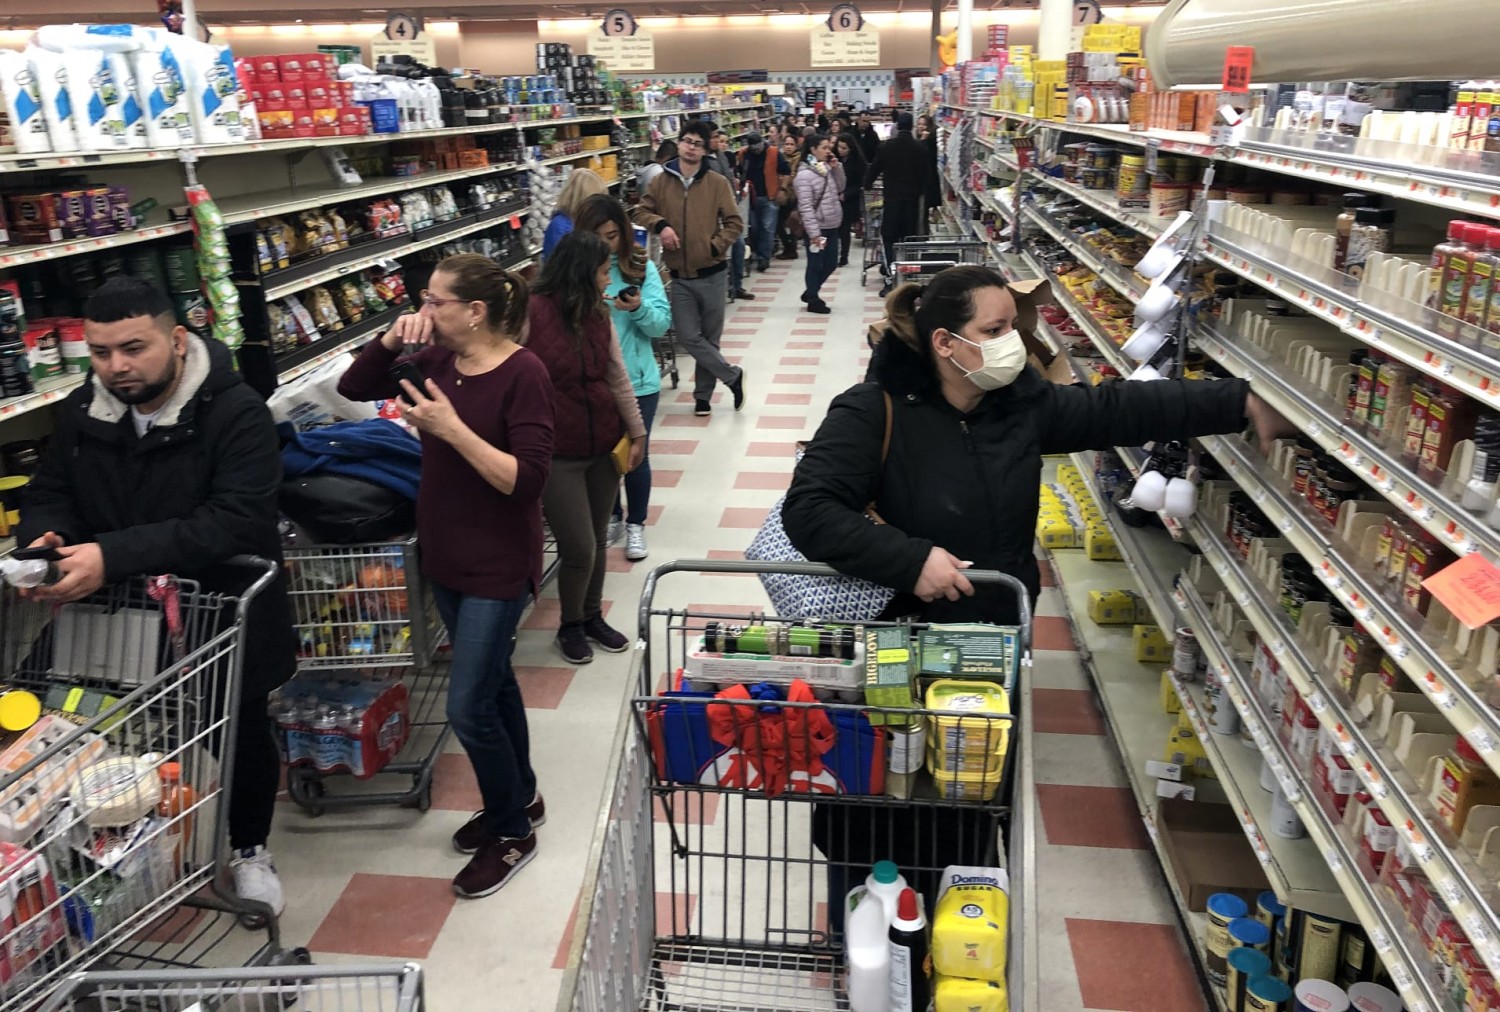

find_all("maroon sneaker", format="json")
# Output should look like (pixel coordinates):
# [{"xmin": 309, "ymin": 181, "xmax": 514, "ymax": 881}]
[
  {"xmin": 582, "ymin": 615, "xmax": 629, "ymax": 653},
  {"xmin": 452, "ymin": 795, "xmax": 546, "ymax": 855},
  {"xmin": 453, "ymin": 832, "xmax": 537, "ymax": 899}
]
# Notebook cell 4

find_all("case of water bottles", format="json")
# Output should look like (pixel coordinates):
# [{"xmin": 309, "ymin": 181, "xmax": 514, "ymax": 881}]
[{"xmin": 270, "ymin": 674, "xmax": 410, "ymax": 780}]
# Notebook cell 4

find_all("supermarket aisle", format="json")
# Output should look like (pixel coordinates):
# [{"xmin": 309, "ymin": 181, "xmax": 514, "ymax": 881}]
[{"xmin": 256, "ymin": 255, "xmax": 1208, "ymax": 1010}]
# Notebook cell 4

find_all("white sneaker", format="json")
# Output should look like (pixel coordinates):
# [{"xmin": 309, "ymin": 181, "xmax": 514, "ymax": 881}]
[
  {"xmin": 625, "ymin": 523, "xmax": 649, "ymax": 561},
  {"xmin": 607, "ymin": 518, "xmax": 625, "ymax": 546},
  {"xmin": 231, "ymin": 846, "xmax": 286, "ymax": 917}
]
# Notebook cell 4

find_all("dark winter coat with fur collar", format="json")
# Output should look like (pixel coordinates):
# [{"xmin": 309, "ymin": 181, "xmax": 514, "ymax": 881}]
[{"xmin": 781, "ymin": 328, "xmax": 1251, "ymax": 624}]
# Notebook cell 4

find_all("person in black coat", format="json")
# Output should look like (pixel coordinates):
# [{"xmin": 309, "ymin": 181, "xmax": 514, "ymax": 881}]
[
  {"xmin": 782, "ymin": 265, "xmax": 1293, "ymax": 928},
  {"xmin": 18, "ymin": 276, "xmax": 297, "ymax": 916},
  {"xmin": 832, "ymin": 133, "xmax": 866, "ymax": 268},
  {"xmin": 854, "ymin": 112, "xmax": 881, "ymax": 164},
  {"xmin": 918, "ymin": 113, "xmax": 942, "ymax": 234},
  {"xmin": 864, "ymin": 112, "xmax": 931, "ymax": 293}
]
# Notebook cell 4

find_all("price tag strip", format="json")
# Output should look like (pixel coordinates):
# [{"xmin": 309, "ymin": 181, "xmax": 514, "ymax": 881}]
[
  {"xmin": 0, "ymin": 221, "xmax": 193, "ymax": 270},
  {"xmin": 1182, "ymin": 512, "xmax": 1500, "ymax": 996}
]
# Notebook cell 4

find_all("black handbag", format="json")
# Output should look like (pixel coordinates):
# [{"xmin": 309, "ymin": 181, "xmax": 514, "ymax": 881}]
[{"xmin": 279, "ymin": 474, "xmax": 416, "ymax": 544}]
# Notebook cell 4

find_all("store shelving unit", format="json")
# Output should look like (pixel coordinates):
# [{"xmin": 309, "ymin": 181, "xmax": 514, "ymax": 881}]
[{"xmin": 1024, "ymin": 202, "xmax": 1148, "ymax": 303}]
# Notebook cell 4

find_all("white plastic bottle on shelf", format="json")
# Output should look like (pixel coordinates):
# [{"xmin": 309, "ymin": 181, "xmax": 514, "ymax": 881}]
[
  {"xmin": 844, "ymin": 860, "xmax": 908, "ymax": 925},
  {"xmin": 846, "ymin": 891, "xmax": 891, "ymax": 1012}
]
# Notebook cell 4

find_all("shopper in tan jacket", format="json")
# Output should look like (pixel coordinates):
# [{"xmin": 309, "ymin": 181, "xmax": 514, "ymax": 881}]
[{"xmin": 632, "ymin": 120, "xmax": 747, "ymax": 418}]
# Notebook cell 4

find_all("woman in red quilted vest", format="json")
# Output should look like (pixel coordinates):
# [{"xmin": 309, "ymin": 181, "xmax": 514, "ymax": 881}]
[{"xmin": 527, "ymin": 231, "xmax": 647, "ymax": 664}]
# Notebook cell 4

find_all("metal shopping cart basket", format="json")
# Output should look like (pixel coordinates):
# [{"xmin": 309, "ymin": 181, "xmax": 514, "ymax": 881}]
[
  {"xmin": 859, "ymin": 185, "xmax": 884, "ymax": 287},
  {"xmin": 278, "ymin": 538, "xmax": 443, "ymax": 816},
  {"xmin": 41, "ymin": 960, "xmax": 424, "ymax": 1011},
  {"xmin": 889, "ymin": 238, "xmax": 989, "ymax": 286},
  {"xmin": 558, "ymin": 559, "xmax": 1038, "ymax": 1012},
  {"xmin": 0, "ymin": 557, "xmax": 289, "ymax": 1010}
]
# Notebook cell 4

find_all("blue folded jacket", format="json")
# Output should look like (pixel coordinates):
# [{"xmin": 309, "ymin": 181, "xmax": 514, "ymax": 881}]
[{"xmin": 280, "ymin": 419, "xmax": 423, "ymax": 501}]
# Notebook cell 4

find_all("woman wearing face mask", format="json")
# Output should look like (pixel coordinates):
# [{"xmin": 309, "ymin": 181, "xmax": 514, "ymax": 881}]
[{"xmin": 782, "ymin": 263, "xmax": 1293, "ymax": 931}]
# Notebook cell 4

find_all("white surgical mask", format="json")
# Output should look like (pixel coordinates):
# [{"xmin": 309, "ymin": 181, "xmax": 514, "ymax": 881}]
[{"xmin": 945, "ymin": 329, "xmax": 1026, "ymax": 391}]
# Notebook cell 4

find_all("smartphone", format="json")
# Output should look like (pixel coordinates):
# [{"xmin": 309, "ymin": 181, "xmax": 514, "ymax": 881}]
[
  {"xmin": 389, "ymin": 361, "xmax": 427, "ymax": 405},
  {"xmin": 12, "ymin": 547, "xmax": 62, "ymax": 562},
  {"xmin": 615, "ymin": 286, "xmax": 639, "ymax": 300}
]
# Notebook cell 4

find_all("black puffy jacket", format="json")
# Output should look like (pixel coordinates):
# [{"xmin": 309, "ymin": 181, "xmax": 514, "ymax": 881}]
[
  {"xmin": 782, "ymin": 329, "xmax": 1251, "ymax": 624},
  {"xmin": 19, "ymin": 336, "xmax": 296, "ymax": 698}
]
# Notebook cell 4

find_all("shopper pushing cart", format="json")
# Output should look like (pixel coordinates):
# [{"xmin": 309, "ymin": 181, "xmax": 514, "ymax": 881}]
[{"xmin": 17, "ymin": 276, "xmax": 298, "ymax": 917}]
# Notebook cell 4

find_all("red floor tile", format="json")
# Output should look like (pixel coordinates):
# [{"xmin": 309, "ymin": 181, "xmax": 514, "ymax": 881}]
[
  {"xmin": 747, "ymin": 441, "xmax": 797, "ymax": 456},
  {"xmin": 647, "ymin": 504, "xmax": 664, "ymax": 525},
  {"xmin": 653, "ymin": 790, "xmax": 721, "ymax": 825},
  {"xmin": 720, "ymin": 507, "xmax": 770, "ymax": 528},
  {"xmin": 780, "ymin": 356, "xmax": 819, "ymax": 365},
  {"xmin": 790, "ymin": 329, "xmax": 827, "ymax": 336},
  {"xmin": 605, "ymin": 548, "xmax": 636, "ymax": 573},
  {"xmin": 651, "ymin": 439, "xmax": 699, "ymax": 455},
  {"xmin": 653, "ymin": 469, "xmax": 683, "ymax": 488},
  {"xmin": 773, "ymin": 373, "xmax": 816, "ymax": 384},
  {"xmin": 1067, "ymin": 918, "xmax": 1203, "ymax": 1012},
  {"xmin": 1030, "ymin": 687, "xmax": 1106, "ymax": 736},
  {"xmin": 787, "ymin": 341, "xmax": 824, "ymax": 349},
  {"xmin": 704, "ymin": 549, "xmax": 754, "ymax": 575},
  {"xmin": 677, "ymin": 391, "xmax": 723, "ymax": 405},
  {"xmin": 660, "ymin": 414, "xmax": 712, "ymax": 427},
  {"xmin": 1038, "ymin": 558, "xmax": 1056, "ymax": 587},
  {"xmin": 723, "ymin": 328, "xmax": 759, "ymax": 336},
  {"xmin": 766, "ymin": 393, "xmax": 812, "ymax": 405},
  {"xmin": 428, "ymin": 752, "xmax": 483, "ymax": 812},
  {"xmin": 756, "ymin": 416, "xmax": 808, "ymax": 429},
  {"xmin": 722, "ymin": 340, "xmax": 751, "ymax": 348},
  {"xmin": 516, "ymin": 665, "xmax": 576, "ymax": 709},
  {"xmin": 1033, "ymin": 614, "xmax": 1078, "ymax": 652},
  {"xmin": 134, "ymin": 902, "xmax": 206, "ymax": 943},
  {"xmin": 553, "ymin": 891, "xmax": 697, "ymax": 970},
  {"xmin": 735, "ymin": 471, "xmax": 793, "ymax": 489},
  {"xmin": 1036, "ymin": 784, "xmax": 1148, "ymax": 849},
  {"xmin": 522, "ymin": 597, "xmax": 614, "ymax": 630},
  {"xmin": 310, "ymin": 874, "xmax": 457, "ymax": 958}
]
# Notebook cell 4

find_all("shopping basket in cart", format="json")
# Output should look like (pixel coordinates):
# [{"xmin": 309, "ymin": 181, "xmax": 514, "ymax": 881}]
[
  {"xmin": 41, "ymin": 960, "xmax": 423, "ymax": 1011},
  {"xmin": 0, "ymin": 557, "xmax": 292, "ymax": 1010},
  {"xmin": 860, "ymin": 185, "xmax": 885, "ymax": 287},
  {"xmin": 559, "ymin": 559, "xmax": 1033, "ymax": 1012}
]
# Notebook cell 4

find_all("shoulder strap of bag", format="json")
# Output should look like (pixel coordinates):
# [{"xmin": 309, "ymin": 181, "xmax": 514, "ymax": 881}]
[{"xmin": 879, "ymin": 391, "xmax": 893, "ymax": 465}]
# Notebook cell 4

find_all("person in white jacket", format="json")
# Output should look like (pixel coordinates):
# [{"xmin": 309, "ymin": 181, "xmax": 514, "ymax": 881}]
[{"xmin": 793, "ymin": 134, "xmax": 846, "ymax": 315}]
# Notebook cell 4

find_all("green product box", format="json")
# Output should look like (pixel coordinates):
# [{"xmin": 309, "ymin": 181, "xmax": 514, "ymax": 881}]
[
  {"xmin": 863, "ymin": 625, "xmax": 915, "ymax": 725},
  {"xmin": 918, "ymin": 624, "xmax": 1018, "ymax": 688}
]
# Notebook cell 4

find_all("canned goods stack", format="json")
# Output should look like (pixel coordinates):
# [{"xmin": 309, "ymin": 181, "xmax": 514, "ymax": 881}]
[{"xmin": 534, "ymin": 43, "xmax": 610, "ymax": 108}]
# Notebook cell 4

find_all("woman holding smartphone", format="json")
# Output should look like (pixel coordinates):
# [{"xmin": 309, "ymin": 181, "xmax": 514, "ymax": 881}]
[
  {"xmin": 573, "ymin": 194, "xmax": 671, "ymax": 563},
  {"xmin": 337, "ymin": 254, "xmax": 552, "ymax": 901},
  {"xmin": 527, "ymin": 231, "xmax": 647, "ymax": 664}
]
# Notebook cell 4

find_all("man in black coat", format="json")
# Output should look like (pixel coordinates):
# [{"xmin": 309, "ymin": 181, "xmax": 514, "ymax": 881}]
[
  {"xmin": 864, "ymin": 111, "xmax": 931, "ymax": 294},
  {"xmin": 19, "ymin": 276, "xmax": 296, "ymax": 917},
  {"xmin": 854, "ymin": 112, "xmax": 881, "ymax": 163}
]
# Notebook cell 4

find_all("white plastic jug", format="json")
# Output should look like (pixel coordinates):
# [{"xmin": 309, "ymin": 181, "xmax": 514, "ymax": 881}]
[
  {"xmin": 845, "ymin": 860, "xmax": 908, "ymax": 925},
  {"xmin": 846, "ymin": 891, "xmax": 890, "ymax": 1012}
]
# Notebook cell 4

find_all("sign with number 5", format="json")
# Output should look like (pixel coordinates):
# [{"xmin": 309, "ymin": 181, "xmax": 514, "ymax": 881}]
[{"xmin": 600, "ymin": 7, "xmax": 637, "ymax": 37}]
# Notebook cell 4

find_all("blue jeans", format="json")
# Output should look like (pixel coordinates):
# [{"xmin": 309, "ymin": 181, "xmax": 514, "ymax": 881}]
[
  {"xmin": 803, "ymin": 237, "xmax": 838, "ymax": 305},
  {"xmin": 613, "ymin": 391, "xmax": 659, "ymax": 525},
  {"xmin": 750, "ymin": 195, "xmax": 778, "ymax": 264},
  {"xmin": 731, "ymin": 236, "xmax": 746, "ymax": 291},
  {"xmin": 431, "ymin": 584, "xmax": 535, "ymax": 840}
]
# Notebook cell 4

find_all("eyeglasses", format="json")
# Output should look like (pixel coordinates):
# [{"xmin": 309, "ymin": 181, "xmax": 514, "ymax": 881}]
[
  {"xmin": 420, "ymin": 291, "xmax": 464, "ymax": 308},
  {"xmin": 677, "ymin": 137, "xmax": 706, "ymax": 149}
]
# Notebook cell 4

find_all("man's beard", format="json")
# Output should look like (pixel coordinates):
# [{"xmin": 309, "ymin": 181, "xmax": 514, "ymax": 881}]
[{"xmin": 107, "ymin": 357, "xmax": 178, "ymax": 406}]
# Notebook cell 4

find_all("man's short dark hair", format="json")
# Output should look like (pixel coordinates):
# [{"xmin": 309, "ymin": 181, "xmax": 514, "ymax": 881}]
[
  {"xmin": 84, "ymin": 276, "xmax": 176, "ymax": 328},
  {"xmin": 896, "ymin": 112, "xmax": 914, "ymax": 131},
  {"xmin": 679, "ymin": 120, "xmax": 714, "ymax": 146}
]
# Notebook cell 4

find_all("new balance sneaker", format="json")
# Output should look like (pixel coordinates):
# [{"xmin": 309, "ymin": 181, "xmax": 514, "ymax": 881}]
[
  {"xmin": 625, "ymin": 523, "xmax": 649, "ymax": 562},
  {"xmin": 557, "ymin": 623, "xmax": 593, "ymax": 664},
  {"xmin": 583, "ymin": 614, "xmax": 629, "ymax": 653},
  {"xmin": 231, "ymin": 846, "xmax": 285, "ymax": 917},
  {"xmin": 606, "ymin": 518, "xmax": 625, "ymax": 546},
  {"xmin": 452, "ymin": 794, "xmax": 546, "ymax": 854},
  {"xmin": 729, "ymin": 370, "xmax": 747, "ymax": 411},
  {"xmin": 694, "ymin": 399, "xmax": 712, "ymax": 417},
  {"xmin": 453, "ymin": 832, "xmax": 537, "ymax": 899}
]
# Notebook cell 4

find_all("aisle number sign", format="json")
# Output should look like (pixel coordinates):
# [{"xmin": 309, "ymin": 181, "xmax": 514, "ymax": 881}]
[
  {"xmin": 371, "ymin": 11, "xmax": 437, "ymax": 65},
  {"xmin": 590, "ymin": 8, "xmax": 655, "ymax": 72},
  {"xmin": 812, "ymin": 6, "xmax": 879, "ymax": 67}
]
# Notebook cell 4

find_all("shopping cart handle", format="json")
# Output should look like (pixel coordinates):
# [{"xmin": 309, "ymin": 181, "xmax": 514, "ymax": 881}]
[
  {"xmin": 221, "ymin": 555, "xmax": 280, "ymax": 621},
  {"xmin": 637, "ymin": 559, "xmax": 1032, "ymax": 657}
]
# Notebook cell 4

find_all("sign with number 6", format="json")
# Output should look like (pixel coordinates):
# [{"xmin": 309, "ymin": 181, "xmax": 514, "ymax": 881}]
[{"xmin": 828, "ymin": 2, "xmax": 865, "ymax": 31}]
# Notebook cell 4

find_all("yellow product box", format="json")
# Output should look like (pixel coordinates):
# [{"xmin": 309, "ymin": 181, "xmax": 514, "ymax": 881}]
[
  {"xmin": 1084, "ymin": 523, "xmax": 1121, "ymax": 561},
  {"xmin": 1166, "ymin": 720, "xmax": 1216, "ymax": 779},
  {"xmin": 926, "ymin": 679, "xmax": 1011, "ymax": 761},
  {"xmin": 1133, "ymin": 624, "xmax": 1171, "ymax": 662},
  {"xmin": 935, "ymin": 975, "xmax": 1009, "ymax": 1012},
  {"xmin": 1056, "ymin": 462, "xmax": 1081, "ymax": 484},
  {"xmin": 1036, "ymin": 516, "xmax": 1077, "ymax": 548},
  {"xmin": 1160, "ymin": 669, "xmax": 1181, "ymax": 714},
  {"xmin": 932, "ymin": 864, "xmax": 1009, "ymax": 983},
  {"xmin": 1087, "ymin": 588, "xmax": 1141, "ymax": 625},
  {"xmin": 932, "ymin": 764, "xmax": 1004, "ymax": 802},
  {"xmin": 927, "ymin": 739, "xmax": 1003, "ymax": 778}
]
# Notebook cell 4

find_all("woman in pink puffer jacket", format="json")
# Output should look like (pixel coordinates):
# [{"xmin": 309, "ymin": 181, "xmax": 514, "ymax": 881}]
[{"xmin": 794, "ymin": 133, "xmax": 847, "ymax": 314}]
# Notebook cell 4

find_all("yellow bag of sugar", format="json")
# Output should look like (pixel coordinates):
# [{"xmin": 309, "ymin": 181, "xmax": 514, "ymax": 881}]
[
  {"xmin": 935, "ymin": 973, "xmax": 1009, "ymax": 1012},
  {"xmin": 931, "ymin": 864, "xmax": 1009, "ymax": 982}
]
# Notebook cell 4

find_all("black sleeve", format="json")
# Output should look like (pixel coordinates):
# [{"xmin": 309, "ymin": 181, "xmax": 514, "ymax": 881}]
[
  {"xmin": 16, "ymin": 414, "xmax": 84, "ymax": 547},
  {"xmin": 865, "ymin": 150, "xmax": 883, "ymax": 189},
  {"xmin": 844, "ymin": 159, "xmax": 865, "ymax": 194},
  {"xmin": 782, "ymin": 385, "xmax": 933, "ymax": 594},
  {"xmin": 1037, "ymin": 376, "xmax": 1251, "ymax": 455}
]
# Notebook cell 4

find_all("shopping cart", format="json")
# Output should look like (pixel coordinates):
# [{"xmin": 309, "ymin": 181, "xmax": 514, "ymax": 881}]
[
  {"xmin": 655, "ymin": 331, "xmax": 680, "ymax": 390},
  {"xmin": 889, "ymin": 238, "xmax": 989, "ymax": 286},
  {"xmin": 859, "ymin": 185, "xmax": 885, "ymax": 287},
  {"xmin": 41, "ymin": 960, "xmax": 424, "ymax": 1011},
  {"xmin": 278, "ymin": 538, "xmax": 444, "ymax": 816},
  {"xmin": 0, "ymin": 557, "xmax": 288, "ymax": 1009},
  {"xmin": 558, "ymin": 559, "xmax": 1033, "ymax": 1012}
]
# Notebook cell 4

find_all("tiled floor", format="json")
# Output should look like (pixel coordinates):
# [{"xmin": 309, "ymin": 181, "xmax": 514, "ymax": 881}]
[{"xmin": 262, "ymin": 255, "xmax": 1207, "ymax": 1009}]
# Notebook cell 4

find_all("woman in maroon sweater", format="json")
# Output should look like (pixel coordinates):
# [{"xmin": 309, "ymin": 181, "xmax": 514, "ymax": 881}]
[
  {"xmin": 337, "ymin": 253, "xmax": 552, "ymax": 901},
  {"xmin": 528, "ymin": 231, "xmax": 647, "ymax": 664}
]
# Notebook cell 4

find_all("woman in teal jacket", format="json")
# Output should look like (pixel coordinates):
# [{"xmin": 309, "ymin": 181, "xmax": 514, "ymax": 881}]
[{"xmin": 574, "ymin": 194, "xmax": 671, "ymax": 562}]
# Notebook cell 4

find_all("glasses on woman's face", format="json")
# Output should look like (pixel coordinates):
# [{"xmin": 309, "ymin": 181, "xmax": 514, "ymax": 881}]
[{"xmin": 420, "ymin": 291, "xmax": 464, "ymax": 308}]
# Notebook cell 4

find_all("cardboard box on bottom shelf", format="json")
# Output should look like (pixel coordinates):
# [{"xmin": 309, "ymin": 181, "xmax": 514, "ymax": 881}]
[{"xmin": 1156, "ymin": 798, "xmax": 1271, "ymax": 910}]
